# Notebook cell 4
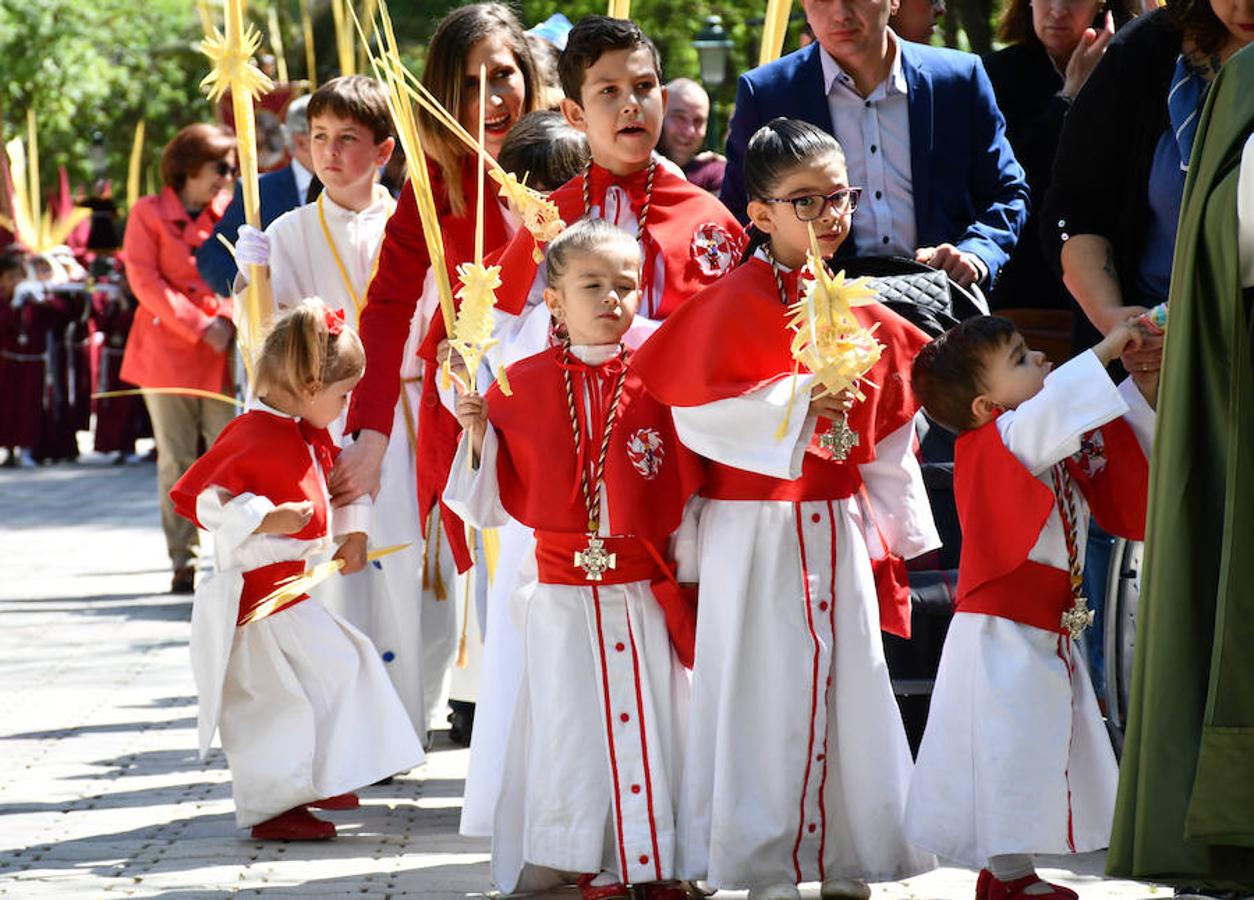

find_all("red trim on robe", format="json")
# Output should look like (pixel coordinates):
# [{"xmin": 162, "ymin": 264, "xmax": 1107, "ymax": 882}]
[
  {"xmin": 624, "ymin": 604, "xmax": 664, "ymax": 882},
  {"xmin": 592, "ymin": 584, "xmax": 631, "ymax": 880},
  {"xmin": 792, "ymin": 503, "xmax": 822, "ymax": 885}
]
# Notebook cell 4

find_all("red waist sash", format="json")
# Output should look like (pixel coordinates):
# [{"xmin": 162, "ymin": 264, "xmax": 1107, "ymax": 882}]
[
  {"xmin": 237, "ymin": 560, "xmax": 309, "ymax": 626},
  {"xmin": 535, "ymin": 531, "xmax": 663, "ymax": 586},
  {"xmin": 533, "ymin": 530, "xmax": 697, "ymax": 669},
  {"xmin": 956, "ymin": 560, "xmax": 1072, "ymax": 635},
  {"xmin": 701, "ymin": 459, "xmax": 863, "ymax": 502}
]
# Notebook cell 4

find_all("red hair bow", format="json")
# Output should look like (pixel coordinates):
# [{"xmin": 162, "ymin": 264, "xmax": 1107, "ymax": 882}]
[{"xmin": 324, "ymin": 307, "xmax": 345, "ymax": 336}]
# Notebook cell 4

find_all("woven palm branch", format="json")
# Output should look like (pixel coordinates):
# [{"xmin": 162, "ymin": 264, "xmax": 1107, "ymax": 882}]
[
  {"xmin": 489, "ymin": 169, "xmax": 566, "ymax": 261},
  {"xmin": 776, "ymin": 226, "xmax": 884, "ymax": 437},
  {"xmin": 448, "ymin": 260, "xmax": 512, "ymax": 397}
]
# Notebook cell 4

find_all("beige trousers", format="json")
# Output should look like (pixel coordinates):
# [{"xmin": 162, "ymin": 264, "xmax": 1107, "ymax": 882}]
[{"xmin": 144, "ymin": 393, "xmax": 236, "ymax": 571}]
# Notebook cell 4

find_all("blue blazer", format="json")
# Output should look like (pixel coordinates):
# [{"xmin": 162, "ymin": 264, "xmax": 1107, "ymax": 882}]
[
  {"xmin": 195, "ymin": 164, "xmax": 302, "ymax": 297},
  {"xmin": 721, "ymin": 41, "xmax": 1029, "ymax": 286}
]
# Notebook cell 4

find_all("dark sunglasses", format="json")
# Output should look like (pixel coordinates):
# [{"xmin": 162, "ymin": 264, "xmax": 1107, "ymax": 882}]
[
  {"xmin": 764, "ymin": 187, "xmax": 862, "ymax": 221},
  {"xmin": 214, "ymin": 160, "xmax": 239, "ymax": 178}
]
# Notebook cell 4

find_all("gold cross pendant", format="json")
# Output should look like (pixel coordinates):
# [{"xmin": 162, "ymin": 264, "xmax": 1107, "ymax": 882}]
[
  {"xmin": 1060, "ymin": 597, "xmax": 1095, "ymax": 641},
  {"xmin": 574, "ymin": 534, "xmax": 617, "ymax": 582},
  {"xmin": 818, "ymin": 417, "xmax": 860, "ymax": 461}
]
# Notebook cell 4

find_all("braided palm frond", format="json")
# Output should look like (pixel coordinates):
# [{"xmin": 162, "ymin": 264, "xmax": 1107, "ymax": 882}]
[
  {"xmin": 786, "ymin": 226, "xmax": 883, "ymax": 401},
  {"xmin": 449, "ymin": 261, "xmax": 512, "ymax": 396},
  {"xmin": 199, "ymin": 23, "xmax": 273, "ymax": 104},
  {"xmin": 489, "ymin": 169, "xmax": 566, "ymax": 258}
]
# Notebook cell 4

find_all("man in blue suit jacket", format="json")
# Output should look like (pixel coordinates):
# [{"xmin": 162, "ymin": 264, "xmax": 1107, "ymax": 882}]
[
  {"xmin": 722, "ymin": 0, "xmax": 1027, "ymax": 289},
  {"xmin": 196, "ymin": 95, "xmax": 319, "ymax": 296}
]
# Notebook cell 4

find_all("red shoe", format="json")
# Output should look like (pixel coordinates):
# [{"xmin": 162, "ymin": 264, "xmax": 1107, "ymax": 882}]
[
  {"xmin": 986, "ymin": 873, "xmax": 1078, "ymax": 900},
  {"xmin": 577, "ymin": 873, "xmax": 631, "ymax": 900},
  {"xmin": 641, "ymin": 882, "xmax": 691, "ymax": 900},
  {"xmin": 306, "ymin": 792, "xmax": 360, "ymax": 810},
  {"xmin": 976, "ymin": 869, "xmax": 992, "ymax": 900},
  {"xmin": 249, "ymin": 806, "xmax": 336, "ymax": 841}
]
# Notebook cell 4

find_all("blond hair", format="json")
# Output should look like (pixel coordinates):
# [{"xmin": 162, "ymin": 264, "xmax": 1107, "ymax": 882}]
[{"xmin": 255, "ymin": 299, "xmax": 365, "ymax": 397}]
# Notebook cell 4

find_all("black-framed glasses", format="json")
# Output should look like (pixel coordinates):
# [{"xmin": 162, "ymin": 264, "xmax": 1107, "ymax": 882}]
[
  {"xmin": 214, "ymin": 160, "xmax": 239, "ymax": 178},
  {"xmin": 764, "ymin": 187, "xmax": 862, "ymax": 221}
]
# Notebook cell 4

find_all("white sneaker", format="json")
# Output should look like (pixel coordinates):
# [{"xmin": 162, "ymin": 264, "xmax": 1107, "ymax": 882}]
[
  {"xmin": 748, "ymin": 885, "xmax": 801, "ymax": 900},
  {"xmin": 820, "ymin": 878, "xmax": 872, "ymax": 899}
]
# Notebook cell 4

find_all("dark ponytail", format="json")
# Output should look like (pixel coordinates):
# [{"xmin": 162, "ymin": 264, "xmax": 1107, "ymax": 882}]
[
  {"xmin": 744, "ymin": 118, "xmax": 845, "ymax": 202},
  {"xmin": 739, "ymin": 118, "xmax": 846, "ymax": 264}
]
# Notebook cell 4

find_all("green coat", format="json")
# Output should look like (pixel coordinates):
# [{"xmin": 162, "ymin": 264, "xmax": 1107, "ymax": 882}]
[{"xmin": 1108, "ymin": 44, "xmax": 1254, "ymax": 889}]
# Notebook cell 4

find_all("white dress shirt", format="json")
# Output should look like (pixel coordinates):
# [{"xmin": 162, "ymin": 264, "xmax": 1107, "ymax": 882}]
[
  {"xmin": 290, "ymin": 157, "xmax": 314, "ymax": 203},
  {"xmin": 819, "ymin": 34, "xmax": 916, "ymax": 258}
]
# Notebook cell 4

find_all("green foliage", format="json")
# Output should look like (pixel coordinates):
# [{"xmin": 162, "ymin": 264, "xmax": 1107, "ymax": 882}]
[{"xmin": 0, "ymin": 0, "xmax": 211, "ymax": 206}]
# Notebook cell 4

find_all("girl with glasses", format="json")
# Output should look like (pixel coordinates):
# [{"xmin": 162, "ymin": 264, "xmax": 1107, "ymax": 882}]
[{"xmin": 632, "ymin": 117, "xmax": 940, "ymax": 900}]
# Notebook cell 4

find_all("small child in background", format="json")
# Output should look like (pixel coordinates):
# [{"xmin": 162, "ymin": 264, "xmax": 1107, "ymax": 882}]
[
  {"xmin": 906, "ymin": 316, "xmax": 1156, "ymax": 899},
  {"xmin": 445, "ymin": 217, "xmax": 702, "ymax": 899},
  {"xmin": 497, "ymin": 109, "xmax": 590, "ymax": 194},
  {"xmin": 170, "ymin": 300, "xmax": 423, "ymax": 841}
]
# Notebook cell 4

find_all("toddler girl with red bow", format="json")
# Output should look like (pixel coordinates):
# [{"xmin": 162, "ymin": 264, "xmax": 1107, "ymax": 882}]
[{"xmin": 170, "ymin": 300, "xmax": 424, "ymax": 840}]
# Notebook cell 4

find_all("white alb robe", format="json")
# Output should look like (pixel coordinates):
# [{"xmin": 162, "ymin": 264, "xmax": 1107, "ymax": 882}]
[
  {"xmin": 905, "ymin": 351, "xmax": 1155, "ymax": 867},
  {"xmin": 672, "ymin": 375, "xmax": 940, "ymax": 889}
]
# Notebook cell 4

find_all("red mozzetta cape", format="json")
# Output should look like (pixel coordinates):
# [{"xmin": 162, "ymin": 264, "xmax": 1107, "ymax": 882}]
[
  {"xmin": 486, "ymin": 345, "xmax": 703, "ymax": 546},
  {"xmin": 347, "ymin": 155, "xmax": 511, "ymax": 573},
  {"xmin": 630, "ymin": 257, "xmax": 929, "ymax": 638},
  {"xmin": 490, "ymin": 162, "xmax": 745, "ymax": 320},
  {"xmin": 169, "ymin": 410, "xmax": 338, "ymax": 543},
  {"xmin": 954, "ymin": 416, "xmax": 1149, "ymax": 633},
  {"xmin": 632, "ymin": 256, "xmax": 927, "ymax": 483}
]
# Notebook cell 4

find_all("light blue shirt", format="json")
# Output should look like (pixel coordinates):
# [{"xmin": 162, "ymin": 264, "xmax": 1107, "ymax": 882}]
[{"xmin": 819, "ymin": 35, "xmax": 916, "ymax": 258}]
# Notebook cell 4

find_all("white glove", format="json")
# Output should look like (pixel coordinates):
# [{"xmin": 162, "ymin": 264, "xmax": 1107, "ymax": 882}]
[{"xmin": 234, "ymin": 224, "xmax": 271, "ymax": 268}]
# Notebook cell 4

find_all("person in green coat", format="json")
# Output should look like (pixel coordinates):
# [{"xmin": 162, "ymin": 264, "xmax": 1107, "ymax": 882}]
[{"xmin": 1107, "ymin": 43, "xmax": 1254, "ymax": 892}]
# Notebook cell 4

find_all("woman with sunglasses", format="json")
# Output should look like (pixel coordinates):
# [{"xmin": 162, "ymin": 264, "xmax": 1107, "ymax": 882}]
[{"xmin": 120, "ymin": 122, "xmax": 238, "ymax": 594}]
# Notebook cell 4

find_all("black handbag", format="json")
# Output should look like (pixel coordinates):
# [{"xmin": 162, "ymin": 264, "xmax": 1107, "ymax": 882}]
[{"xmin": 836, "ymin": 255, "xmax": 988, "ymax": 337}]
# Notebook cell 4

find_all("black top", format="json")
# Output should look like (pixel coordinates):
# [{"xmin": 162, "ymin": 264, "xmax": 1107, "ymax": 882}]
[
  {"xmin": 1041, "ymin": 8, "xmax": 1180, "ymax": 304},
  {"xmin": 984, "ymin": 40, "xmax": 1072, "ymax": 312}
]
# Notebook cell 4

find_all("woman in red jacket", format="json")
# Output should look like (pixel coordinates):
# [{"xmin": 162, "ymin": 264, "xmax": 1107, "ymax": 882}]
[{"xmin": 121, "ymin": 123, "xmax": 237, "ymax": 593}]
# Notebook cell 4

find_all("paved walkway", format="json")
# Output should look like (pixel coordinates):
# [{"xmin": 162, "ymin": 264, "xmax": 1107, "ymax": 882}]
[{"xmin": 0, "ymin": 448, "xmax": 1170, "ymax": 898}]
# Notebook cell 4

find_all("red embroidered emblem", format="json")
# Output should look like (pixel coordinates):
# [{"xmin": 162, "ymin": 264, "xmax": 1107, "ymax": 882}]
[
  {"xmin": 1073, "ymin": 430, "xmax": 1108, "ymax": 478},
  {"xmin": 690, "ymin": 223, "xmax": 736, "ymax": 279},
  {"xmin": 626, "ymin": 428, "xmax": 665, "ymax": 480}
]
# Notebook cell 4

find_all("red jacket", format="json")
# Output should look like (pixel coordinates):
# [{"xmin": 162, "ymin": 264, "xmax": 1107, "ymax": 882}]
[{"xmin": 120, "ymin": 186, "xmax": 233, "ymax": 391}]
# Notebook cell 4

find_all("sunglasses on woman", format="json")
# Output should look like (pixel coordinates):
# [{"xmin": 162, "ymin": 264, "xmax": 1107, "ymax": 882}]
[{"xmin": 214, "ymin": 160, "xmax": 239, "ymax": 178}]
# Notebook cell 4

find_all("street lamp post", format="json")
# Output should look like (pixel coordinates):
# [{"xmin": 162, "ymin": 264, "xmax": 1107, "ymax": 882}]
[{"xmin": 692, "ymin": 15, "xmax": 734, "ymax": 151}]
